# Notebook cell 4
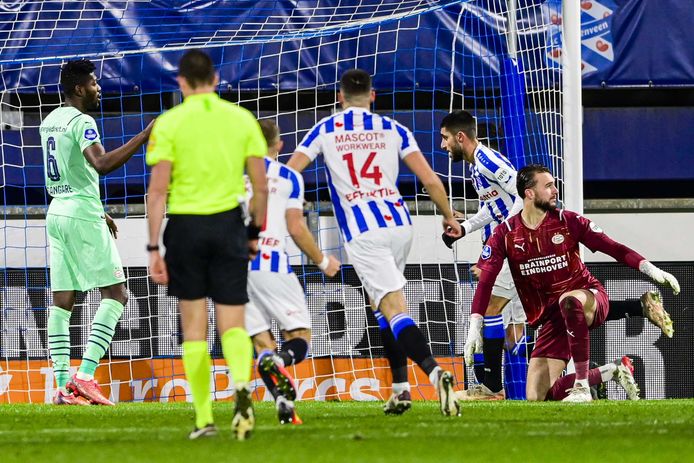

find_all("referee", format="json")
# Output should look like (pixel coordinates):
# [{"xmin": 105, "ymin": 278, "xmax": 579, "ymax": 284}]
[{"xmin": 146, "ymin": 49, "xmax": 268, "ymax": 441}]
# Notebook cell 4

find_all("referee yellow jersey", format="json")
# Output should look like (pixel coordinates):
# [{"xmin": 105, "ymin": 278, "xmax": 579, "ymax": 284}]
[{"xmin": 146, "ymin": 92, "xmax": 267, "ymax": 215}]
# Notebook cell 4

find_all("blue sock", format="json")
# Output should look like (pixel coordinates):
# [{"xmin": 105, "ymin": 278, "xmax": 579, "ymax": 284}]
[{"xmin": 504, "ymin": 335, "xmax": 529, "ymax": 400}]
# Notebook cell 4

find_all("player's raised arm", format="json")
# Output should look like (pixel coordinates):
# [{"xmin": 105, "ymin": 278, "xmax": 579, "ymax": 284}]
[
  {"xmin": 287, "ymin": 151, "xmax": 312, "ymax": 173},
  {"xmin": 567, "ymin": 211, "xmax": 680, "ymax": 295},
  {"xmin": 82, "ymin": 120, "xmax": 154, "ymax": 175},
  {"xmin": 402, "ymin": 150, "xmax": 462, "ymax": 239}
]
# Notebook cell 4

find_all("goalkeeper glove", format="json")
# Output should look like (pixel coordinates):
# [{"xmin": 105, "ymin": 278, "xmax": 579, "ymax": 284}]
[
  {"xmin": 639, "ymin": 261, "xmax": 680, "ymax": 295},
  {"xmin": 464, "ymin": 313, "xmax": 484, "ymax": 366}
]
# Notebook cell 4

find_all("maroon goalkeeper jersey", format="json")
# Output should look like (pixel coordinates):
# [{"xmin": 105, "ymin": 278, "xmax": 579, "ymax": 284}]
[{"xmin": 475, "ymin": 208, "xmax": 643, "ymax": 327}]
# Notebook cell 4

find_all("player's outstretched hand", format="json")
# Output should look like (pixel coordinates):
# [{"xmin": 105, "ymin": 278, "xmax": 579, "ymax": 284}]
[
  {"xmin": 149, "ymin": 251, "xmax": 169, "ymax": 285},
  {"xmin": 640, "ymin": 261, "xmax": 681, "ymax": 295},
  {"xmin": 441, "ymin": 215, "xmax": 465, "ymax": 249},
  {"xmin": 320, "ymin": 255, "xmax": 341, "ymax": 277},
  {"xmin": 104, "ymin": 213, "xmax": 118, "ymax": 239},
  {"xmin": 464, "ymin": 313, "xmax": 484, "ymax": 366}
]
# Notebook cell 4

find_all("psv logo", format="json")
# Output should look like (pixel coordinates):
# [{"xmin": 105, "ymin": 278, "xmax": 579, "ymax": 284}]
[{"xmin": 552, "ymin": 234, "xmax": 565, "ymax": 245}]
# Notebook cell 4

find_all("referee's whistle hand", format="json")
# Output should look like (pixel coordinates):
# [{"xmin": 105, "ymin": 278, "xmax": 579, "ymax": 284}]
[{"xmin": 149, "ymin": 252, "xmax": 169, "ymax": 285}]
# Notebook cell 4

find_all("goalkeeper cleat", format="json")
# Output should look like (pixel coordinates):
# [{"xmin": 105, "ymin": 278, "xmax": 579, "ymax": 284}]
[
  {"xmin": 66, "ymin": 375, "xmax": 114, "ymax": 406},
  {"xmin": 52, "ymin": 389, "xmax": 91, "ymax": 406},
  {"xmin": 188, "ymin": 424, "xmax": 218, "ymax": 440},
  {"xmin": 231, "ymin": 384, "xmax": 255, "ymax": 441},
  {"xmin": 383, "ymin": 390, "xmax": 412, "ymax": 415},
  {"xmin": 562, "ymin": 385, "xmax": 593, "ymax": 403},
  {"xmin": 436, "ymin": 370, "xmax": 461, "ymax": 416},
  {"xmin": 259, "ymin": 352, "xmax": 297, "ymax": 401},
  {"xmin": 641, "ymin": 291, "xmax": 674, "ymax": 338},
  {"xmin": 456, "ymin": 383, "xmax": 505, "ymax": 401},
  {"xmin": 613, "ymin": 356, "xmax": 640, "ymax": 401},
  {"xmin": 276, "ymin": 396, "xmax": 302, "ymax": 425}
]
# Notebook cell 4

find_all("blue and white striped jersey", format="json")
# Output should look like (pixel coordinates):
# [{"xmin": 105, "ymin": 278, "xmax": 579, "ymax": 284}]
[
  {"xmin": 248, "ymin": 157, "xmax": 304, "ymax": 273},
  {"xmin": 466, "ymin": 143, "xmax": 522, "ymax": 243},
  {"xmin": 296, "ymin": 107, "xmax": 415, "ymax": 242}
]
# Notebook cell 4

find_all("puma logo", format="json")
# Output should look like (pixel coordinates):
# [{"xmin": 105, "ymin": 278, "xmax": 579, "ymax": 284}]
[
  {"xmin": 567, "ymin": 330, "xmax": 575, "ymax": 337},
  {"xmin": 514, "ymin": 243, "xmax": 525, "ymax": 252}
]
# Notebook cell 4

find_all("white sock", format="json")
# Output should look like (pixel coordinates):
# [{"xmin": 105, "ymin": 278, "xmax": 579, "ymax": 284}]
[
  {"xmin": 428, "ymin": 366, "xmax": 442, "ymax": 385},
  {"xmin": 574, "ymin": 378, "xmax": 589, "ymax": 389},
  {"xmin": 75, "ymin": 371, "xmax": 93, "ymax": 381},
  {"xmin": 392, "ymin": 382, "xmax": 410, "ymax": 395},
  {"xmin": 599, "ymin": 363, "xmax": 617, "ymax": 382}
]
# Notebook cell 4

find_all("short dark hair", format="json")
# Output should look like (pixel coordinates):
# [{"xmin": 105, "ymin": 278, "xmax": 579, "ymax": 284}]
[
  {"xmin": 516, "ymin": 164, "xmax": 552, "ymax": 198},
  {"xmin": 440, "ymin": 110, "xmax": 477, "ymax": 141},
  {"xmin": 258, "ymin": 119, "xmax": 280, "ymax": 146},
  {"xmin": 60, "ymin": 59, "xmax": 96, "ymax": 97},
  {"xmin": 178, "ymin": 49, "xmax": 215, "ymax": 88},
  {"xmin": 340, "ymin": 69, "xmax": 371, "ymax": 100}
]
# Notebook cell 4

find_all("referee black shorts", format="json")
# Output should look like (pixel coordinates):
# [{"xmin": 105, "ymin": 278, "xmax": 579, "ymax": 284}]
[{"xmin": 163, "ymin": 207, "xmax": 249, "ymax": 305}]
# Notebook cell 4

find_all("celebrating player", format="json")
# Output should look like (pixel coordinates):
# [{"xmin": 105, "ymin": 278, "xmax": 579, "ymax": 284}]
[
  {"xmin": 246, "ymin": 120, "xmax": 340, "ymax": 425},
  {"xmin": 439, "ymin": 110, "xmax": 527, "ymax": 400},
  {"xmin": 41, "ymin": 59, "xmax": 153, "ymax": 406},
  {"xmin": 146, "ymin": 49, "xmax": 268, "ymax": 439},
  {"xmin": 288, "ymin": 69, "xmax": 463, "ymax": 416},
  {"xmin": 470, "ymin": 164, "xmax": 680, "ymax": 402}
]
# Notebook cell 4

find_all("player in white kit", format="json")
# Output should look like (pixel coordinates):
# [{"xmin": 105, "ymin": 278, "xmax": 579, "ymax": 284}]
[
  {"xmin": 439, "ymin": 110, "xmax": 527, "ymax": 400},
  {"xmin": 245, "ymin": 120, "xmax": 340, "ymax": 425},
  {"xmin": 288, "ymin": 69, "xmax": 463, "ymax": 416}
]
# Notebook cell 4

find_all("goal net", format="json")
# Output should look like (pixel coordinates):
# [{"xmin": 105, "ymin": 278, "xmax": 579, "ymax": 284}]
[{"xmin": 0, "ymin": 0, "xmax": 565, "ymax": 403}]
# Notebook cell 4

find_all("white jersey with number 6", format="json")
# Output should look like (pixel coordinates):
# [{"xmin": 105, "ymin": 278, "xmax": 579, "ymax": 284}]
[{"xmin": 295, "ymin": 107, "xmax": 417, "ymax": 242}]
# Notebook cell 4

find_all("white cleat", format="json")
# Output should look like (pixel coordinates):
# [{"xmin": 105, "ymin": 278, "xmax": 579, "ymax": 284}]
[
  {"xmin": 231, "ymin": 385, "xmax": 255, "ymax": 441},
  {"xmin": 641, "ymin": 291, "xmax": 674, "ymax": 338},
  {"xmin": 613, "ymin": 356, "xmax": 641, "ymax": 400},
  {"xmin": 436, "ymin": 370, "xmax": 461, "ymax": 416},
  {"xmin": 562, "ymin": 385, "xmax": 593, "ymax": 403}
]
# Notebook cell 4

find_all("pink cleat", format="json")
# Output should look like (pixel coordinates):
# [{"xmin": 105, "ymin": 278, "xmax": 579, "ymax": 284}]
[
  {"xmin": 53, "ymin": 389, "xmax": 91, "ymax": 406},
  {"xmin": 66, "ymin": 375, "xmax": 115, "ymax": 406}
]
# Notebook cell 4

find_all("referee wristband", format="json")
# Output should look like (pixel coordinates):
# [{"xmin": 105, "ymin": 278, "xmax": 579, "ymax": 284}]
[
  {"xmin": 247, "ymin": 224, "xmax": 261, "ymax": 240},
  {"xmin": 318, "ymin": 255, "xmax": 330, "ymax": 271},
  {"xmin": 146, "ymin": 244, "xmax": 160, "ymax": 252}
]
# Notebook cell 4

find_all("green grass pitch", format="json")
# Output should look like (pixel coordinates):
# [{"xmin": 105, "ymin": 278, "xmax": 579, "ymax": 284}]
[{"xmin": 3, "ymin": 400, "xmax": 694, "ymax": 463}]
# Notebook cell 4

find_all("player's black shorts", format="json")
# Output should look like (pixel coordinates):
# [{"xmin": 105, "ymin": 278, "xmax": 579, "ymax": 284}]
[{"xmin": 163, "ymin": 207, "xmax": 248, "ymax": 304}]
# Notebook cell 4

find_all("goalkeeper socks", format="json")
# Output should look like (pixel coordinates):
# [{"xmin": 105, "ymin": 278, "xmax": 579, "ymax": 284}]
[
  {"xmin": 278, "ymin": 338, "xmax": 308, "ymax": 366},
  {"xmin": 78, "ymin": 299, "xmax": 123, "ymax": 377},
  {"xmin": 607, "ymin": 300, "xmax": 643, "ymax": 321},
  {"xmin": 546, "ymin": 368, "xmax": 602, "ymax": 401},
  {"xmin": 559, "ymin": 296, "xmax": 590, "ymax": 381},
  {"xmin": 375, "ymin": 310, "xmax": 409, "ymax": 384},
  {"xmin": 48, "ymin": 306, "xmax": 72, "ymax": 390},
  {"xmin": 389, "ymin": 313, "xmax": 437, "ymax": 376},
  {"xmin": 182, "ymin": 341, "xmax": 214, "ymax": 429},
  {"xmin": 221, "ymin": 327, "xmax": 253, "ymax": 384},
  {"xmin": 482, "ymin": 315, "xmax": 504, "ymax": 393}
]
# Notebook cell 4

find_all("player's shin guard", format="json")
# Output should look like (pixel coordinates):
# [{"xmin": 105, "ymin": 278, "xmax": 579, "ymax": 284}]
[
  {"xmin": 389, "ymin": 313, "xmax": 437, "ymax": 376},
  {"xmin": 560, "ymin": 296, "xmax": 590, "ymax": 382},
  {"xmin": 482, "ymin": 315, "xmax": 504, "ymax": 392},
  {"xmin": 48, "ymin": 306, "xmax": 72, "ymax": 389},
  {"xmin": 546, "ymin": 368, "xmax": 603, "ymax": 401},
  {"xmin": 182, "ymin": 341, "xmax": 214, "ymax": 429},
  {"xmin": 278, "ymin": 338, "xmax": 308, "ymax": 367},
  {"xmin": 79, "ymin": 299, "xmax": 124, "ymax": 377},
  {"xmin": 375, "ymin": 310, "xmax": 408, "ymax": 384},
  {"xmin": 221, "ymin": 327, "xmax": 253, "ymax": 385},
  {"xmin": 504, "ymin": 336, "xmax": 529, "ymax": 400}
]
